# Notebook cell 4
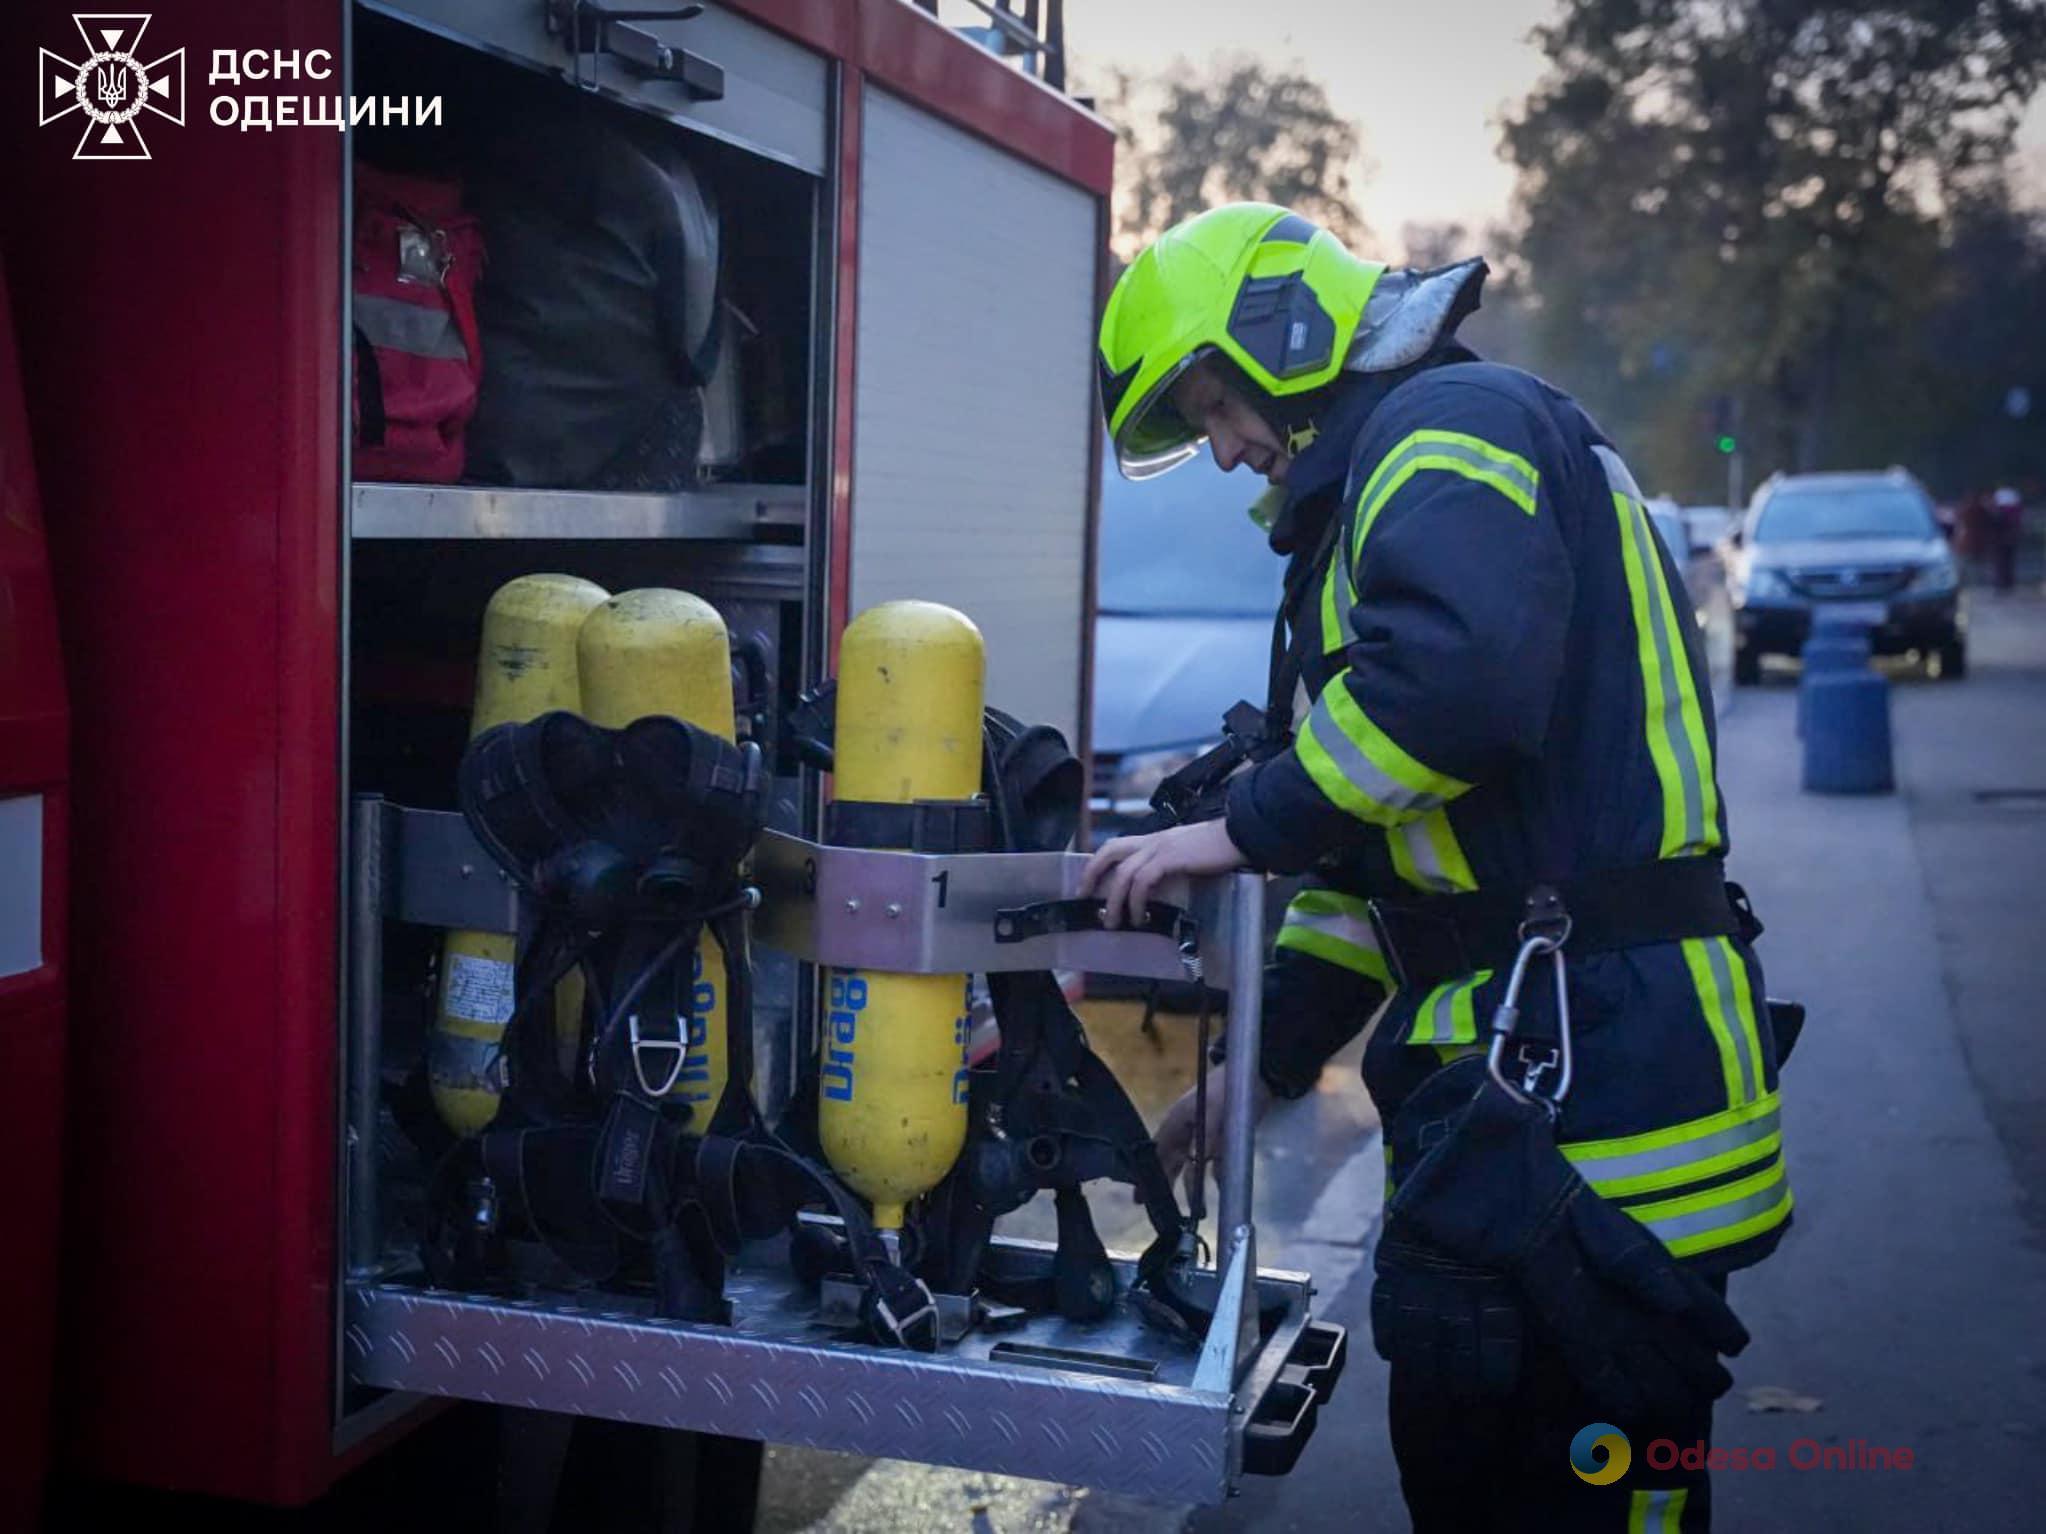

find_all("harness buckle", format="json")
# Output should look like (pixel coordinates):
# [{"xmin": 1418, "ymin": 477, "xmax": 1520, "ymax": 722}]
[
  {"xmin": 865, "ymin": 1277, "xmax": 940, "ymax": 1351},
  {"xmin": 627, "ymin": 1011, "xmax": 687, "ymax": 1099}
]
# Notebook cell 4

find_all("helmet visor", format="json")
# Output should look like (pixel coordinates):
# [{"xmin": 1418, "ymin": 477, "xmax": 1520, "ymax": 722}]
[{"xmin": 1111, "ymin": 349, "xmax": 1206, "ymax": 479}]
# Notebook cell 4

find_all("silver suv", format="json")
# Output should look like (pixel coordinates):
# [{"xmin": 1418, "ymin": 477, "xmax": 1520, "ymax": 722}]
[{"xmin": 1725, "ymin": 468, "xmax": 1964, "ymax": 682}]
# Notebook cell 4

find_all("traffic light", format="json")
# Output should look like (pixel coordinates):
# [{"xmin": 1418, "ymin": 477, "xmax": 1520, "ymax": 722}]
[{"xmin": 1710, "ymin": 394, "xmax": 1738, "ymax": 455}]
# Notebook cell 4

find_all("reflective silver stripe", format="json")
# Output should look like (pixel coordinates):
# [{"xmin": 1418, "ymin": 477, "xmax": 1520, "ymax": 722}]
[
  {"xmin": 1395, "ymin": 817, "xmax": 1461, "ymax": 892},
  {"xmin": 1598, "ymin": 445, "xmax": 1709, "ymax": 853},
  {"xmin": 1358, "ymin": 433, "xmax": 1541, "ymax": 542},
  {"xmin": 1566, "ymin": 1103, "xmax": 1779, "ymax": 1188},
  {"xmin": 356, "ymin": 292, "xmax": 471, "ymax": 361},
  {"xmin": 1633, "ymin": 1487, "xmax": 1686, "ymax": 1534},
  {"xmin": 1701, "ymin": 934, "xmax": 1757, "ymax": 1104},
  {"xmin": 1303, "ymin": 692, "xmax": 1449, "ymax": 819},
  {"xmin": 1282, "ymin": 905, "xmax": 1380, "ymax": 954},
  {"xmin": 1333, "ymin": 558, "xmax": 1355, "ymax": 638},
  {"xmin": 1633, "ymin": 500, "xmax": 1708, "ymax": 852},
  {"xmin": 1592, "ymin": 442, "xmax": 1647, "ymax": 503},
  {"xmin": 1636, "ymin": 1167, "xmax": 1788, "ymax": 1247},
  {"xmin": 1408, "ymin": 971, "xmax": 1484, "ymax": 1045},
  {"xmin": 1411, "ymin": 981, "xmax": 1458, "ymax": 1044}
]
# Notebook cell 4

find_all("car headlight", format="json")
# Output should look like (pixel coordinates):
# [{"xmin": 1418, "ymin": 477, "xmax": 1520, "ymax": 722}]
[
  {"xmin": 1743, "ymin": 568, "xmax": 1791, "ymax": 601},
  {"xmin": 1907, "ymin": 560, "xmax": 1958, "ymax": 596},
  {"xmin": 1105, "ymin": 743, "xmax": 1210, "ymax": 804}
]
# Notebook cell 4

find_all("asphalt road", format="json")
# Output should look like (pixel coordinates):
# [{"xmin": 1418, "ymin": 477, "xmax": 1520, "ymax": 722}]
[{"xmin": 768, "ymin": 589, "xmax": 2046, "ymax": 1533}]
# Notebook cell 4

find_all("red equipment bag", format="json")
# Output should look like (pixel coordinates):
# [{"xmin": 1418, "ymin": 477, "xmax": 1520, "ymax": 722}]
[{"xmin": 351, "ymin": 164, "xmax": 484, "ymax": 483}]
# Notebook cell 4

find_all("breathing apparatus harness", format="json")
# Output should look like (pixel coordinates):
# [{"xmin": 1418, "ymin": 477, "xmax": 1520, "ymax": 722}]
[
  {"xmin": 784, "ymin": 685, "xmax": 1270, "ymax": 1337},
  {"xmin": 423, "ymin": 709, "xmax": 942, "ymax": 1349}
]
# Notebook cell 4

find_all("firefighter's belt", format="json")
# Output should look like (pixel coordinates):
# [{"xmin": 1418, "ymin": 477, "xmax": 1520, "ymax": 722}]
[{"xmin": 1368, "ymin": 857, "xmax": 1755, "ymax": 994}]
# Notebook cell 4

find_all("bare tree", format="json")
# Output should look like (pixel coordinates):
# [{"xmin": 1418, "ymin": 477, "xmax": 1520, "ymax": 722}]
[{"xmin": 1095, "ymin": 55, "xmax": 1371, "ymax": 263}]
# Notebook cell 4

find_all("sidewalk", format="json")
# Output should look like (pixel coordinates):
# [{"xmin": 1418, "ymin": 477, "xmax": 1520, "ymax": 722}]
[{"xmin": 1705, "ymin": 598, "xmax": 2046, "ymax": 1530}]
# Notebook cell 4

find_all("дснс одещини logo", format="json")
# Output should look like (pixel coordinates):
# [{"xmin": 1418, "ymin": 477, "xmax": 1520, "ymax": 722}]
[{"xmin": 39, "ymin": 13, "xmax": 186, "ymax": 161}]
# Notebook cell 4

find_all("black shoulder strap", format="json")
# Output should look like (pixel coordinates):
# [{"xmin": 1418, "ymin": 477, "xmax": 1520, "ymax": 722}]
[{"xmin": 1267, "ymin": 504, "xmax": 1347, "ymax": 740}]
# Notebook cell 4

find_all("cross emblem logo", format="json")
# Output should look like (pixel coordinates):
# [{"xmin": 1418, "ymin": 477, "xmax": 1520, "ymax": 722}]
[{"xmin": 39, "ymin": 13, "xmax": 185, "ymax": 161}]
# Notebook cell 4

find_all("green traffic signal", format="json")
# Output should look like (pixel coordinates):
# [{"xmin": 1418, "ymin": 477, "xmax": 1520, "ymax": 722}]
[{"xmin": 1716, "ymin": 435, "xmax": 1737, "ymax": 455}]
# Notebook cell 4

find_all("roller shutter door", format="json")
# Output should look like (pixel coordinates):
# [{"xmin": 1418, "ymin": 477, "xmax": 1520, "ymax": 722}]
[{"xmin": 849, "ymin": 87, "xmax": 1098, "ymax": 744}]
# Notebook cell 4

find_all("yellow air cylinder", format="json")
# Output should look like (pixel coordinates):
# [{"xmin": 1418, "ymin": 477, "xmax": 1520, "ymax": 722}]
[
  {"xmin": 578, "ymin": 589, "xmax": 742, "ymax": 1116},
  {"xmin": 431, "ymin": 573, "xmax": 610, "ymax": 1138},
  {"xmin": 819, "ymin": 600, "xmax": 985, "ymax": 1232}
]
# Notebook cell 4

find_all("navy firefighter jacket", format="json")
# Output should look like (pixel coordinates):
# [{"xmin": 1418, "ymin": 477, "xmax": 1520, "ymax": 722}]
[{"xmin": 1223, "ymin": 358, "xmax": 1791, "ymax": 1275}]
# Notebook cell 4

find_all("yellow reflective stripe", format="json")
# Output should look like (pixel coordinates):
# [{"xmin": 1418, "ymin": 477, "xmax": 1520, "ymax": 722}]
[
  {"xmin": 1595, "ymin": 440, "xmax": 1721, "ymax": 860},
  {"xmin": 1298, "ymin": 674, "xmax": 1472, "ymax": 828},
  {"xmin": 1642, "ymin": 524, "xmax": 1722, "ymax": 853},
  {"xmin": 1564, "ymin": 1093, "xmax": 1782, "ymax": 1198},
  {"xmin": 1318, "ymin": 554, "xmax": 1356, "ymax": 655},
  {"xmin": 1407, "ymin": 969, "xmax": 1493, "ymax": 1045},
  {"xmin": 1629, "ymin": 1156, "xmax": 1793, "ymax": 1258},
  {"xmin": 1290, "ymin": 888, "xmax": 1373, "ymax": 921},
  {"xmin": 1616, "ymin": 491, "xmax": 1708, "ymax": 857},
  {"xmin": 1630, "ymin": 1486, "xmax": 1689, "ymax": 1534},
  {"xmin": 1388, "ymin": 809, "xmax": 1478, "ymax": 893},
  {"xmin": 1352, "ymin": 429, "xmax": 1541, "ymax": 557},
  {"xmin": 1277, "ymin": 890, "xmax": 1390, "ymax": 983},
  {"xmin": 1716, "ymin": 936, "xmax": 1768, "ymax": 1092},
  {"xmin": 1682, "ymin": 937, "xmax": 1752, "ymax": 1109}
]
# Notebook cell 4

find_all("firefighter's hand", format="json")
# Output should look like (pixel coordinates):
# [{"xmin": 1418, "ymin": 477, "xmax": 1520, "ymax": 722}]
[
  {"xmin": 1079, "ymin": 820, "xmax": 1248, "ymax": 930},
  {"xmin": 1153, "ymin": 1063, "xmax": 1273, "ymax": 1207}
]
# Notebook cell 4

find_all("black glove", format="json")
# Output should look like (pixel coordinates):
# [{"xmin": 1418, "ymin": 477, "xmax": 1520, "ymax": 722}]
[
  {"xmin": 1374, "ymin": 1057, "xmax": 1750, "ymax": 1422},
  {"xmin": 1371, "ymin": 1230, "xmax": 1524, "ymax": 1402}
]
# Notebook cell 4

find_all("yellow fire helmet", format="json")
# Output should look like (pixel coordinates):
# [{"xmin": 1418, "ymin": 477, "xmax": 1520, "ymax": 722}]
[{"xmin": 1098, "ymin": 203, "xmax": 1486, "ymax": 479}]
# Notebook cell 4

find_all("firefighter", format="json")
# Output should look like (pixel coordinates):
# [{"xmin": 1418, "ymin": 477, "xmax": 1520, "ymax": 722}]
[{"xmin": 1082, "ymin": 203, "xmax": 1790, "ymax": 1531}]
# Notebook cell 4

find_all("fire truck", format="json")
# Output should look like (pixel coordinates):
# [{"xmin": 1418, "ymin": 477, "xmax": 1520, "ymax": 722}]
[{"xmin": 5, "ymin": 3, "xmax": 1341, "ymax": 1526}]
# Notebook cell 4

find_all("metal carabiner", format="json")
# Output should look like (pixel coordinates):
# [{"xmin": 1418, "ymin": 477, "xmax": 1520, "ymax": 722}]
[
  {"xmin": 627, "ymin": 1011, "xmax": 687, "ymax": 1099},
  {"xmin": 1486, "ymin": 918, "xmax": 1574, "ymax": 1115}
]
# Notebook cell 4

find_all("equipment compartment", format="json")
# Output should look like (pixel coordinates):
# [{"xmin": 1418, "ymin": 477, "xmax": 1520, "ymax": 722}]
[{"xmin": 350, "ymin": 4, "xmax": 820, "ymax": 505}]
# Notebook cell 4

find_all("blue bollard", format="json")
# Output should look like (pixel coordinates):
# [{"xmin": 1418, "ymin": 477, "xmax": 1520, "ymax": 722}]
[
  {"xmin": 1810, "ymin": 605, "xmax": 1879, "ymax": 636},
  {"xmin": 1802, "ymin": 670, "xmax": 1894, "ymax": 793},
  {"xmin": 1797, "ymin": 628, "xmax": 1872, "ymax": 736}
]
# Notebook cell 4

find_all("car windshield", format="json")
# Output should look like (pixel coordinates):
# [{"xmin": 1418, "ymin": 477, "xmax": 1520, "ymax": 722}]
[
  {"xmin": 1097, "ymin": 447, "xmax": 1288, "ymax": 617},
  {"xmin": 1754, "ymin": 484, "xmax": 1936, "ymax": 542}
]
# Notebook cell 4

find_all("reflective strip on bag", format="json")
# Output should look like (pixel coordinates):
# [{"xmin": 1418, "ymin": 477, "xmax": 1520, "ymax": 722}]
[{"xmin": 355, "ymin": 291, "xmax": 471, "ymax": 361}]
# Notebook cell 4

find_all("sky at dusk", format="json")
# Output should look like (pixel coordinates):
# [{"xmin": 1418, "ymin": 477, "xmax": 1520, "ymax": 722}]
[{"xmin": 941, "ymin": 1, "xmax": 2046, "ymax": 257}]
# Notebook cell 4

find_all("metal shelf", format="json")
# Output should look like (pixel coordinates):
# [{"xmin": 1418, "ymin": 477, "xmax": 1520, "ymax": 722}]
[
  {"xmin": 351, "ymin": 481, "xmax": 808, "ymax": 541},
  {"xmin": 346, "ymin": 1241, "xmax": 1325, "ymax": 1506}
]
